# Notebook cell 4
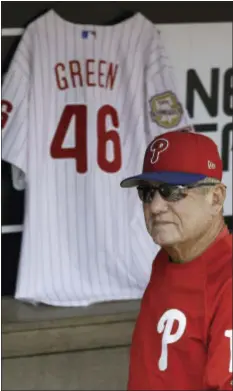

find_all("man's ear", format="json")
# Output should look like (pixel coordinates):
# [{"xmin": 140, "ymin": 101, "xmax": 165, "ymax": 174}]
[{"xmin": 211, "ymin": 184, "xmax": 226, "ymax": 214}]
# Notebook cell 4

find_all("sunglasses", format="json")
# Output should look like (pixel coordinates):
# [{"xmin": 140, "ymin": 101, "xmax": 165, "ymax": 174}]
[{"xmin": 137, "ymin": 183, "xmax": 218, "ymax": 203}]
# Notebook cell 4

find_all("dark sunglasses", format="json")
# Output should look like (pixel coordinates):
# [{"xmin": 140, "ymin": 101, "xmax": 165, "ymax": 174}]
[{"xmin": 137, "ymin": 183, "xmax": 218, "ymax": 203}]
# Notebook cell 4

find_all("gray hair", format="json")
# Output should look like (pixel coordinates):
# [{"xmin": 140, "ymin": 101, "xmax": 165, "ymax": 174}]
[
  {"xmin": 195, "ymin": 177, "xmax": 221, "ymax": 185},
  {"xmin": 194, "ymin": 177, "xmax": 226, "ymax": 214},
  {"xmin": 194, "ymin": 177, "xmax": 221, "ymax": 195}
]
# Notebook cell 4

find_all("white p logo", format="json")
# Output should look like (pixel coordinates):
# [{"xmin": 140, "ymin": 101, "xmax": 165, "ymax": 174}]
[
  {"xmin": 157, "ymin": 309, "xmax": 186, "ymax": 371},
  {"xmin": 150, "ymin": 138, "xmax": 169, "ymax": 164},
  {"xmin": 224, "ymin": 330, "xmax": 233, "ymax": 373}
]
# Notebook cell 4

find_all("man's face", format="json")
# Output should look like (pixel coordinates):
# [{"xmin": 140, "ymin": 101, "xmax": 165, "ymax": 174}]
[{"xmin": 142, "ymin": 182, "xmax": 216, "ymax": 247}]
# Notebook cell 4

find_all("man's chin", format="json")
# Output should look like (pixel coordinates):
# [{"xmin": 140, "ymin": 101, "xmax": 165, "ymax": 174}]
[{"xmin": 152, "ymin": 234, "xmax": 177, "ymax": 247}]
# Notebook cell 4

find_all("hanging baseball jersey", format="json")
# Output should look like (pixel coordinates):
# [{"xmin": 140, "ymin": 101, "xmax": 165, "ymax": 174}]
[{"xmin": 2, "ymin": 10, "xmax": 192, "ymax": 306}]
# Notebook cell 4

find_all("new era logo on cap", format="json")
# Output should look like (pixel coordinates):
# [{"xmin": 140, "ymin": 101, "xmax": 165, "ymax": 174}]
[{"xmin": 208, "ymin": 160, "xmax": 216, "ymax": 169}]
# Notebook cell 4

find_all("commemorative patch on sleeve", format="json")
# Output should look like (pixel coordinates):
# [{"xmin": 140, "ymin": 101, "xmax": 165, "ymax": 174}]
[{"xmin": 149, "ymin": 91, "xmax": 183, "ymax": 128}]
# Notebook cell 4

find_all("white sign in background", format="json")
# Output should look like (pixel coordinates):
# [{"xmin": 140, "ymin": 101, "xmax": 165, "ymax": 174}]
[{"xmin": 160, "ymin": 22, "xmax": 232, "ymax": 216}]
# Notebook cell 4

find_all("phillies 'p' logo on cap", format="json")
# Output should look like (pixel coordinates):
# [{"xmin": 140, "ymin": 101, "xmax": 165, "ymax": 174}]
[{"xmin": 150, "ymin": 138, "xmax": 169, "ymax": 164}]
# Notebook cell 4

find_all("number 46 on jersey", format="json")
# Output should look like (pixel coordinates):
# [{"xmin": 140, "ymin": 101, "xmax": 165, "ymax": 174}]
[{"xmin": 50, "ymin": 104, "xmax": 122, "ymax": 173}]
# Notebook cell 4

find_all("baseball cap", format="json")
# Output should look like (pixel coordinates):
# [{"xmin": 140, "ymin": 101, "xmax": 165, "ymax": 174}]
[{"xmin": 120, "ymin": 130, "xmax": 223, "ymax": 187}]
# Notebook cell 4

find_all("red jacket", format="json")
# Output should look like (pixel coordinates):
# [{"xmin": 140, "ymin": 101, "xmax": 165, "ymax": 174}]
[{"xmin": 128, "ymin": 230, "xmax": 232, "ymax": 390}]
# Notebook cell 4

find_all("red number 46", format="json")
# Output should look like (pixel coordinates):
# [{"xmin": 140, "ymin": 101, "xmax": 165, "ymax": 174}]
[{"xmin": 50, "ymin": 104, "xmax": 122, "ymax": 173}]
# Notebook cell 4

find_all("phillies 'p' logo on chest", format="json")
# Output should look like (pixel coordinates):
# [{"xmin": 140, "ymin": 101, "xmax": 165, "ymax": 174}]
[{"xmin": 150, "ymin": 138, "xmax": 169, "ymax": 164}]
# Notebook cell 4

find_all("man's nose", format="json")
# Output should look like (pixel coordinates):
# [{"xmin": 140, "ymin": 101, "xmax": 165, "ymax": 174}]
[{"xmin": 149, "ymin": 190, "xmax": 169, "ymax": 214}]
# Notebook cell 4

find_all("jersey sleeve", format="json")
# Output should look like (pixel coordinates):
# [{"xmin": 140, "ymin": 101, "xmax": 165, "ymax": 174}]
[
  {"xmin": 204, "ymin": 279, "xmax": 233, "ymax": 390},
  {"xmin": 145, "ymin": 27, "xmax": 193, "ymax": 141},
  {"xmin": 1, "ymin": 28, "xmax": 31, "ymax": 183}
]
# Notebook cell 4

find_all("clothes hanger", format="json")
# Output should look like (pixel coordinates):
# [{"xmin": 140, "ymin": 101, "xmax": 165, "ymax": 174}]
[
  {"xmin": 52, "ymin": 1, "xmax": 136, "ymax": 25},
  {"xmin": 104, "ymin": 9, "xmax": 136, "ymax": 26}
]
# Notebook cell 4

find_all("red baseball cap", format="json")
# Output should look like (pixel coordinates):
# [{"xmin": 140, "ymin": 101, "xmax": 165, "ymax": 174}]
[{"xmin": 120, "ymin": 131, "xmax": 223, "ymax": 187}]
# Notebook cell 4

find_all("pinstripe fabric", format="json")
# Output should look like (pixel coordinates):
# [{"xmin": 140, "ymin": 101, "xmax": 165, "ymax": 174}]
[{"xmin": 1, "ymin": 10, "xmax": 191, "ymax": 306}]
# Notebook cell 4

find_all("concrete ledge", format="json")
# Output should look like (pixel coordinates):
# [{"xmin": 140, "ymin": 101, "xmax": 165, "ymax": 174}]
[
  {"xmin": 3, "ymin": 347, "xmax": 130, "ymax": 390},
  {"xmin": 2, "ymin": 298, "xmax": 140, "ymax": 358}
]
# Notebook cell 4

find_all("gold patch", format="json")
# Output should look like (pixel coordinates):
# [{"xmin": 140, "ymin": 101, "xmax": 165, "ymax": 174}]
[{"xmin": 149, "ymin": 91, "xmax": 183, "ymax": 128}]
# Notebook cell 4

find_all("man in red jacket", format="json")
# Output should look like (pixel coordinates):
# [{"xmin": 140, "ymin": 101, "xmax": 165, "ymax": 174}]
[{"xmin": 120, "ymin": 131, "xmax": 232, "ymax": 390}]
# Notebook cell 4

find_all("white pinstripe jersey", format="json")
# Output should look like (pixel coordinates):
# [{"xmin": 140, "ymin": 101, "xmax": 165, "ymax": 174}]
[{"xmin": 2, "ymin": 10, "xmax": 192, "ymax": 306}]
